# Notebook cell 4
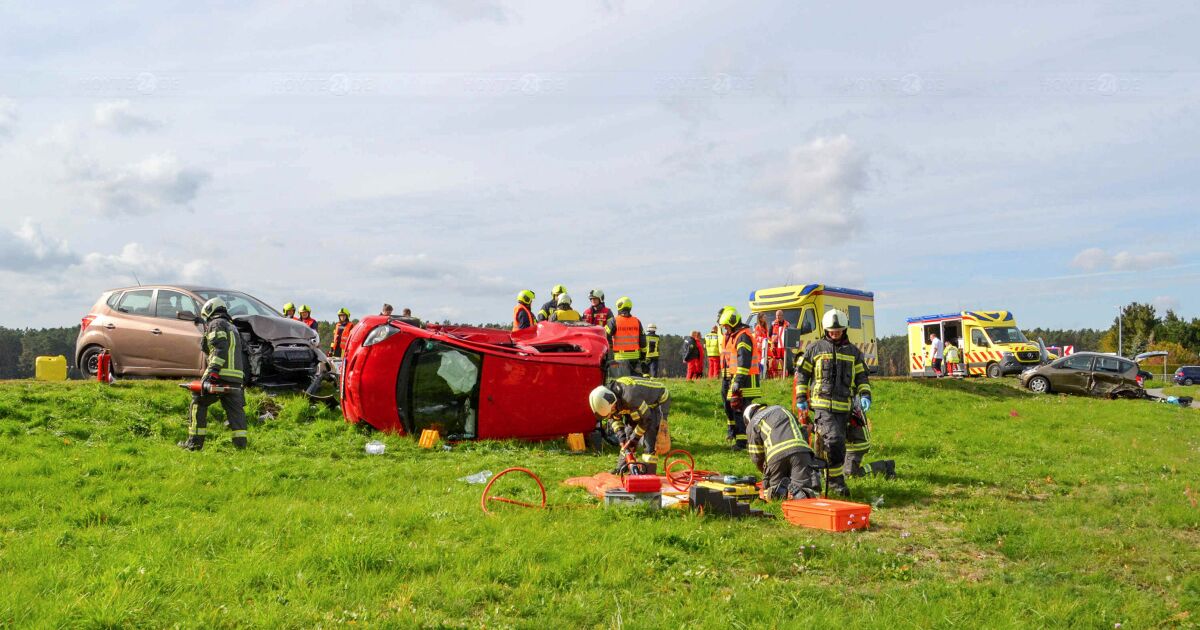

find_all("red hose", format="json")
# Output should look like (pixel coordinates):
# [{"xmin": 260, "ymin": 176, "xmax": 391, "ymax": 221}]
[{"xmin": 480, "ymin": 467, "xmax": 547, "ymax": 515}]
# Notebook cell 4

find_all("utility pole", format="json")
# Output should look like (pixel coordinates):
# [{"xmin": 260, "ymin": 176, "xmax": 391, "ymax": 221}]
[{"xmin": 1116, "ymin": 305, "xmax": 1123, "ymax": 358}]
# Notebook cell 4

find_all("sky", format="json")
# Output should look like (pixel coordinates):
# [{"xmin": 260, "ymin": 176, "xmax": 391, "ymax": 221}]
[{"xmin": 1, "ymin": 1, "xmax": 1198, "ymax": 337}]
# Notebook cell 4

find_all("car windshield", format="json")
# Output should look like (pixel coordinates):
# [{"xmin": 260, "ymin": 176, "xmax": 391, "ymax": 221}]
[
  {"xmin": 193, "ymin": 290, "xmax": 280, "ymax": 318},
  {"xmin": 985, "ymin": 326, "xmax": 1028, "ymax": 344}
]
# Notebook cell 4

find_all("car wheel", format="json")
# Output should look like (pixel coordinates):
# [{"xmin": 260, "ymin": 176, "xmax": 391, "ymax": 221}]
[
  {"xmin": 1186, "ymin": 378, "xmax": 1194, "ymax": 386},
  {"xmin": 79, "ymin": 345, "xmax": 104, "ymax": 377},
  {"xmin": 1028, "ymin": 376, "xmax": 1050, "ymax": 394},
  {"xmin": 986, "ymin": 363, "xmax": 1002, "ymax": 378}
]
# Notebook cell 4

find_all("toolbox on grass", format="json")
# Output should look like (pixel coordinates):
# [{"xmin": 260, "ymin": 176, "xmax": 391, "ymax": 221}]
[
  {"xmin": 781, "ymin": 498, "xmax": 871, "ymax": 531},
  {"xmin": 604, "ymin": 488, "xmax": 661, "ymax": 509}
]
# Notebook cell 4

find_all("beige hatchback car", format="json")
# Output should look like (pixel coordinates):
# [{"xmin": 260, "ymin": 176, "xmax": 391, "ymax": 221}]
[{"xmin": 75, "ymin": 285, "xmax": 329, "ymax": 389}]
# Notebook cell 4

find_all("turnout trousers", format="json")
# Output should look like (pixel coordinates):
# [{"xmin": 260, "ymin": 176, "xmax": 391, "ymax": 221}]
[
  {"xmin": 184, "ymin": 384, "xmax": 248, "ymax": 450},
  {"xmin": 764, "ymin": 451, "xmax": 820, "ymax": 500},
  {"xmin": 811, "ymin": 409, "xmax": 850, "ymax": 495}
]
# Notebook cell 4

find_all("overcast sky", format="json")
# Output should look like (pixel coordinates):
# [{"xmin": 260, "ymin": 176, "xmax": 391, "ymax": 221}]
[{"xmin": 2, "ymin": 1, "xmax": 1198, "ymax": 336}]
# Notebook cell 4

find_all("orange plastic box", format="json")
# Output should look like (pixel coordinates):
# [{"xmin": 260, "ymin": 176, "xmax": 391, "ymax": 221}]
[{"xmin": 781, "ymin": 498, "xmax": 872, "ymax": 532}]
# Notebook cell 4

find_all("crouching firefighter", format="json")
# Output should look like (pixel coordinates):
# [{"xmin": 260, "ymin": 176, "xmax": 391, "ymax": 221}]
[
  {"xmin": 794, "ymin": 308, "xmax": 871, "ymax": 497},
  {"xmin": 179, "ymin": 298, "xmax": 248, "ymax": 451},
  {"xmin": 743, "ymin": 403, "xmax": 820, "ymax": 500},
  {"xmin": 589, "ymin": 377, "xmax": 670, "ymax": 474}
]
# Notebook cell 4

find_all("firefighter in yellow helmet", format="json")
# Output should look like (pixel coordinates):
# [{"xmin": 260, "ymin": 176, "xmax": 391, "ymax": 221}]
[
  {"xmin": 721, "ymin": 308, "xmax": 761, "ymax": 451},
  {"xmin": 605, "ymin": 296, "xmax": 645, "ymax": 377},
  {"xmin": 794, "ymin": 308, "xmax": 872, "ymax": 497},
  {"xmin": 537, "ymin": 284, "xmax": 568, "ymax": 322},
  {"xmin": 513, "ymin": 290, "xmax": 536, "ymax": 331},
  {"xmin": 330, "ymin": 308, "xmax": 355, "ymax": 358},
  {"xmin": 282, "ymin": 302, "xmax": 297, "ymax": 319}
]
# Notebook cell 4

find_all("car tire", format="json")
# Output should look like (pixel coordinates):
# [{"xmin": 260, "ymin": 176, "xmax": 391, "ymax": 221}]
[
  {"xmin": 78, "ymin": 345, "xmax": 105, "ymax": 377},
  {"xmin": 986, "ymin": 362, "xmax": 1002, "ymax": 378},
  {"xmin": 1028, "ymin": 376, "xmax": 1050, "ymax": 394},
  {"xmin": 1185, "ymin": 378, "xmax": 1194, "ymax": 386}
]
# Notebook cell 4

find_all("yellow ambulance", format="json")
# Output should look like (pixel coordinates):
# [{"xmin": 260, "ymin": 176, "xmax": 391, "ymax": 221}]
[
  {"xmin": 747, "ymin": 284, "xmax": 878, "ymax": 372},
  {"xmin": 906, "ymin": 310, "xmax": 1042, "ymax": 378}
]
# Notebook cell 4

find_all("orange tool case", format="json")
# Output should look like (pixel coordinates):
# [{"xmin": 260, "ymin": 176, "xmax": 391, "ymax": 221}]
[{"xmin": 781, "ymin": 498, "xmax": 871, "ymax": 532}]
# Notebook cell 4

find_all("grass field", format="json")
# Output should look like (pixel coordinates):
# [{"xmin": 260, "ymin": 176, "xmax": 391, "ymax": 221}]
[{"xmin": 1, "ymin": 377, "xmax": 1197, "ymax": 628}]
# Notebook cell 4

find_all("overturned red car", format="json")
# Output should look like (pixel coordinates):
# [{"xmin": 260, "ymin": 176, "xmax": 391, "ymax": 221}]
[{"xmin": 340, "ymin": 316, "xmax": 608, "ymax": 440}]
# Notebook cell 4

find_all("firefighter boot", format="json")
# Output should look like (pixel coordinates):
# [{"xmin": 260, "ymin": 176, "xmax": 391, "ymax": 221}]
[
  {"xmin": 844, "ymin": 452, "xmax": 866, "ymax": 477},
  {"xmin": 232, "ymin": 430, "xmax": 248, "ymax": 450},
  {"xmin": 177, "ymin": 435, "xmax": 205, "ymax": 451},
  {"xmin": 827, "ymin": 472, "xmax": 850, "ymax": 498},
  {"xmin": 868, "ymin": 459, "xmax": 897, "ymax": 479}
]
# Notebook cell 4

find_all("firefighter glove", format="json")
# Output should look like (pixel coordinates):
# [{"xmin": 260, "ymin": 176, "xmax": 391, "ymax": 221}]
[
  {"xmin": 796, "ymin": 399, "xmax": 808, "ymax": 411},
  {"xmin": 859, "ymin": 396, "xmax": 872, "ymax": 412}
]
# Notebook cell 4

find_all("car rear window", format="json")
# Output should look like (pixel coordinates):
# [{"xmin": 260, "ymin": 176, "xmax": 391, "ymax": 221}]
[
  {"xmin": 116, "ymin": 289, "xmax": 155, "ymax": 316},
  {"xmin": 1095, "ymin": 357, "xmax": 1124, "ymax": 373},
  {"xmin": 106, "ymin": 291, "xmax": 123, "ymax": 309}
]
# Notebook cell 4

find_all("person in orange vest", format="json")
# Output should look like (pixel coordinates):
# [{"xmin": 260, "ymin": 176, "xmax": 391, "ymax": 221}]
[
  {"xmin": 582, "ymin": 289, "xmax": 614, "ymax": 327},
  {"xmin": 605, "ymin": 296, "xmax": 645, "ymax": 377},
  {"xmin": 768, "ymin": 309, "xmax": 789, "ymax": 379},
  {"xmin": 721, "ymin": 308, "xmax": 761, "ymax": 451},
  {"xmin": 684, "ymin": 330, "xmax": 705, "ymax": 380},
  {"xmin": 704, "ymin": 326, "xmax": 721, "ymax": 379},
  {"xmin": 297, "ymin": 305, "xmax": 317, "ymax": 331},
  {"xmin": 282, "ymin": 302, "xmax": 297, "ymax": 319},
  {"xmin": 513, "ymin": 290, "xmax": 536, "ymax": 331},
  {"xmin": 330, "ymin": 308, "xmax": 355, "ymax": 358}
]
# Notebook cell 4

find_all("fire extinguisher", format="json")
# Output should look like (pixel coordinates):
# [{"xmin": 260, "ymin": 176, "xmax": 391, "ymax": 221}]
[{"xmin": 96, "ymin": 349, "xmax": 114, "ymax": 384}]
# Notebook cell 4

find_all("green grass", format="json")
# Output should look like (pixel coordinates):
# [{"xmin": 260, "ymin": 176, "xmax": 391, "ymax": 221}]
[
  {"xmin": 1, "ymin": 377, "xmax": 1198, "ymax": 628},
  {"xmin": 1163, "ymin": 385, "xmax": 1200, "ymax": 398}
]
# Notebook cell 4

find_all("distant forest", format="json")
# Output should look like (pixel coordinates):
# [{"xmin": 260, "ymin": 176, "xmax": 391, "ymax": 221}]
[{"xmin": 4, "ymin": 302, "xmax": 1199, "ymax": 379}]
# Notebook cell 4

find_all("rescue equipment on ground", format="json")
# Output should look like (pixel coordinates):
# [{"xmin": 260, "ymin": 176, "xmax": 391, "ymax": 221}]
[
  {"xmin": 418, "ymin": 429, "xmax": 441, "ymax": 448},
  {"xmin": 781, "ymin": 498, "xmax": 871, "ymax": 531},
  {"xmin": 480, "ymin": 467, "xmax": 547, "ymax": 515},
  {"xmin": 566, "ymin": 432, "xmax": 587, "ymax": 452},
  {"xmin": 604, "ymin": 488, "xmax": 662, "ymax": 509},
  {"xmin": 35, "ymin": 355, "xmax": 68, "ymax": 381},
  {"xmin": 96, "ymin": 349, "xmax": 114, "ymax": 384},
  {"xmin": 178, "ymin": 380, "xmax": 239, "ymax": 395},
  {"xmin": 688, "ymin": 484, "xmax": 768, "ymax": 518}
]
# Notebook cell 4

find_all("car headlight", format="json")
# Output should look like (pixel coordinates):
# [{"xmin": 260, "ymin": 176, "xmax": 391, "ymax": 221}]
[{"xmin": 362, "ymin": 322, "xmax": 401, "ymax": 347}]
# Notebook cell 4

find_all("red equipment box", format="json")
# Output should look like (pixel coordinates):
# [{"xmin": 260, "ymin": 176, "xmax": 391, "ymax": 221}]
[
  {"xmin": 781, "ymin": 498, "xmax": 871, "ymax": 532},
  {"xmin": 622, "ymin": 474, "xmax": 661, "ymax": 493}
]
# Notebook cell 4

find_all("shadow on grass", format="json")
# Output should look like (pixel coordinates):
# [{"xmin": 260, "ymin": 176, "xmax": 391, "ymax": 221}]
[{"xmin": 908, "ymin": 377, "xmax": 1035, "ymax": 400}]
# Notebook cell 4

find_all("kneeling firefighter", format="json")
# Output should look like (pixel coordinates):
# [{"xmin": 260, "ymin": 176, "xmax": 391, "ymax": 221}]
[
  {"xmin": 794, "ymin": 308, "xmax": 872, "ymax": 497},
  {"xmin": 180, "ymin": 297, "xmax": 248, "ymax": 451},
  {"xmin": 589, "ymin": 377, "xmax": 670, "ymax": 473},
  {"xmin": 743, "ymin": 403, "xmax": 820, "ymax": 500}
]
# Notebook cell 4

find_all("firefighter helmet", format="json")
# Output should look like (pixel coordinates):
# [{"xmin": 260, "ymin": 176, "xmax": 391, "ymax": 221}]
[
  {"xmin": 823, "ymin": 308, "xmax": 850, "ymax": 330},
  {"xmin": 743, "ymin": 403, "xmax": 764, "ymax": 424},
  {"xmin": 589, "ymin": 289, "xmax": 605, "ymax": 301},
  {"xmin": 647, "ymin": 323, "xmax": 657, "ymax": 333},
  {"xmin": 589, "ymin": 385, "xmax": 618, "ymax": 417},
  {"xmin": 557, "ymin": 293, "xmax": 572, "ymax": 306},
  {"xmin": 517, "ymin": 289, "xmax": 535, "ymax": 305},
  {"xmin": 719, "ymin": 308, "xmax": 741, "ymax": 328},
  {"xmin": 337, "ymin": 307, "xmax": 351, "ymax": 317},
  {"xmin": 552, "ymin": 284, "xmax": 567, "ymax": 296},
  {"xmin": 200, "ymin": 297, "xmax": 228, "ymax": 321},
  {"xmin": 299, "ymin": 304, "xmax": 312, "ymax": 313},
  {"xmin": 282, "ymin": 302, "xmax": 295, "ymax": 314},
  {"xmin": 616, "ymin": 296, "xmax": 633, "ymax": 311}
]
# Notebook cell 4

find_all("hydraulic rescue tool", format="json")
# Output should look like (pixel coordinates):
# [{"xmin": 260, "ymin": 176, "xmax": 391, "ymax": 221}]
[{"xmin": 179, "ymin": 380, "xmax": 240, "ymax": 395}]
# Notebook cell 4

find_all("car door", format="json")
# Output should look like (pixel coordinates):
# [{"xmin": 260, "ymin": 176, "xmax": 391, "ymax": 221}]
[
  {"xmin": 1051, "ymin": 355, "xmax": 1094, "ymax": 394},
  {"xmin": 152, "ymin": 289, "xmax": 205, "ymax": 374},
  {"xmin": 1090, "ymin": 356, "xmax": 1128, "ymax": 395},
  {"xmin": 106, "ymin": 289, "xmax": 159, "ymax": 371}
]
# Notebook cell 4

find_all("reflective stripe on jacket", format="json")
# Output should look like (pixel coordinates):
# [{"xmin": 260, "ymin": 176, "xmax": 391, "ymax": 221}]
[
  {"xmin": 610, "ymin": 314, "xmax": 643, "ymax": 360},
  {"xmin": 725, "ymin": 325, "xmax": 761, "ymax": 398},
  {"xmin": 644, "ymin": 334, "xmax": 660, "ymax": 358},
  {"xmin": 202, "ymin": 317, "xmax": 245, "ymax": 382},
  {"xmin": 607, "ymin": 376, "xmax": 669, "ymax": 434},
  {"xmin": 513, "ymin": 304, "xmax": 535, "ymax": 331},
  {"xmin": 794, "ymin": 336, "xmax": 871, "ymax": 412},
  {"xmin": 746, "ymin": 406, "xmax": 812, "ymax": 472},
  {"xmin": 704, "ymin": 333, "xmax": 720, "ymax": 357},
  {"xmin": 331, "ymin": 320, "xmax": 355, "ymax": 357}
]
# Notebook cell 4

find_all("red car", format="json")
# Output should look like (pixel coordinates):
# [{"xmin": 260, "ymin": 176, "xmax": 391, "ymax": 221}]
[{"xmin": 340, "ymin": 316, "xmax": 609, "ymax": 440}]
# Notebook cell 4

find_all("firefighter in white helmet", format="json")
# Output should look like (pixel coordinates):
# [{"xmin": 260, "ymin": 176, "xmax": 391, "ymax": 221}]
[
  {"xmin": 793, "ymin": 308, "xmax": 872, "ymax": 497},
  {"xmin": 589, "ymin": 377, "xmax": 670, "ymax": 473}
]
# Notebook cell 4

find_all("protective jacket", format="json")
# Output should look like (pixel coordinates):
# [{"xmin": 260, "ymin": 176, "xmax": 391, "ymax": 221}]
[
  {"xmin": 551, "ymin": 307, "xmax": 581, "ymax": 322},
  {"xmin": 746, "ymin": 405, "xmax": 813, "ymax": 472},
  {"xmin": 202, "ymin": 316, "xmax": 246, "ymax": 383},
  {"xmin": 770, "ymin": 319, "xmax": 789, "ymax": 349},
  {"xmin": 537, "ymin": 298, "xmax": 560, "ymax": 322},
  {"xmin": 583, "ymin": 304, "xmax": 614, "ymax": 327},
  {"xmin": 299, "ymin": 316, "xmax": 317, "ymax": 331},
  {"xmin": 643, "ymin": 334, "xmax": 660, "ymax": 359},
  {"xmin": 724, "ymin": 324, "xmax": 762, "ymax": 399},
  {"xmin": 607, "ymin": 312, "xmax": 645, "ymax": 361},
  {"xmin": 795, "ymin": 335, "xmax": 871, "ymax": 412},
  {"xmin": 703, "ymin": 332, "xmax": 720, "ymax": 358},
  {"xmin": 682, "ymin": 336, "xmax": 701, "ymax": 361},
  {"xmin": 330, "ymin": 320, "xmax": 355, "ymax": 358},
  {"xmin": 606, "ymin": 376, "xmax": 669, "ymax": 436},
  {"xmin": 513, "ymin": 303, "xmax": 535, "ymax": 331}
]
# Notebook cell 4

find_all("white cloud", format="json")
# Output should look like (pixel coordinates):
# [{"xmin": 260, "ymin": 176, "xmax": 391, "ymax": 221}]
[
  {"xmin": 93, "ymin": 100, "xmax": 161, "ymax": 134},
  {"xmin": 747, "ymin": 135, "xmax": 870, "ymax": 244},
  {"xmin": 1153, "ymin": 295, "xmax": 1180, "ymax": 311},
  {"xmin": 0, "ymin": 97, "xmax": 15, "ymax": 140},
  {"xmin": 1070, "ymin": 247, "xmax": 1176, "ymax": 272},
  {"xmin": 784, "ymin": 248, "xmax": 865, "ymax": 288},
  {"xmin": 0, "ymin": 219, "xmax": 79, "ymax": 272},
  {"xmin": 370, "ymin": 253, "xmax": 508, "ymax": 295},
  {"xmin": 75, "ymin": 153, "xmax": 211, "ymax": 216},
  {"xmin": 82, "ymin": 243, "xmax": 223, "ymax": 285}
]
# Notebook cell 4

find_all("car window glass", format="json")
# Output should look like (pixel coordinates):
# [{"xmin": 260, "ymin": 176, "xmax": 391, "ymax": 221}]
[
  {"xmin": 155, "ymin": 290, "xmax": 198, "ymax": 320},
  {"xmin": 800, "ymin": 308, "xmax": 816, "ymax": 334},
  {"xmin": 116, "ymin": 289, "xmax": 155, "ymax": 316},
  {"xmin": 410, "ymin": 341, "xmax": 482, "ymax": 439},
  {"xmin": 971, "ymin": 329, "xmax": 988, "ymax": 347},
  {"xmin": 106, "ymin": 292, "xmax": 124, "ymax": 309},
  {"xmin": 1062, "ymin": 355, "xmax": 1094, "ymax": 371},
  {"xmin": 848, "ymin": 305, "xmax": 861, "ymax": 329},
  {"xmin": 193, "ymin": 290, "xmax": 277, "ymax": 318},
  {"xmin": 1095, "ymin": 357, "xmax": 1122, "ymax": 373}
]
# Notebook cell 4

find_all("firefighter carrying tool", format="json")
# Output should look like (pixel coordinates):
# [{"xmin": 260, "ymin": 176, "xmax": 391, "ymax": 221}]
[
  {"xmin": 721, "ymin": 308, "xmax": 761, "ymax": 451},
  {"xmin": 743, "ymin": 403, "xmax": 820, "ymax": 500},
  {"xmin": 513, "ymin": 290, "xmax": 536, "ymax": 331},
  {"xmin": 589, "ymin": 377, "xmax": 670, "ymax": 474},
  {"xmin": 605, "ymin": 297, "xmax": 645, "ymax": 377},
  {"xmin": 794, "ymin": 308, "xmax": 872, "ymax": 497},
  {"xmin": 330, "ymin": 308, "xmax": 355, "ymax": 358},
  {"xmin": 179, "ymin": 297, "xmax": 248, "ymax": 451}
]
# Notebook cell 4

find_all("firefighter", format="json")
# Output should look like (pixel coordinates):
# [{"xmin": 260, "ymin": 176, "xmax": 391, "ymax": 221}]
[
  {"xmin": 513, "ymin": 290, "xmax": 536, "ymax": 331},
  {"xmin": 684, "ymin": 330, "xmax": 705, "ymax": 380},
  {"xmin": 330, "ymin": 308, "xmax": 355, "ymax": 358},
  {"xmin": 605, "ymin": 296, "xmax": 645, "ymax": 377},
  {"xmin": 794, "ymin": 308, "xmax": 872, "ymax": 497},
  {"xmin": 588, "ymin": 377, "xmax": 670, "ymax": 473},
  {"xmin": 743, "ymin": 403, "xmax": 820, "ymax": 500},
  {"xmin": 582, "ymin": 289, "xmax": 614, "ymax": 327},
  {"xmin": 537, "ymin": 284, "xmax": 567, "ymax": 322},
  {"xmin": 721, "ymin": 308, "xmax": 761, "ymax": 450},
  {"xmin": 179, "ymin": 298, "xmax": 248, "ymax": 451},
  {"xmin": 704, "ymin": 326, "xmax": 721, "ymax": 378},
  {"xmin": 550, "ymin": 293, "xmax": 581, "ymax": 322},
  {"xmin": 642, "ymin": 324, "xmax": 661, "ymax": 377},
  {"xmin": 297, "ymin": 305, "xmax": 317, "ymax": 331},
  {"xmin": 282, "ymin": 302, "xmax": 297, "ymax": 319}
]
